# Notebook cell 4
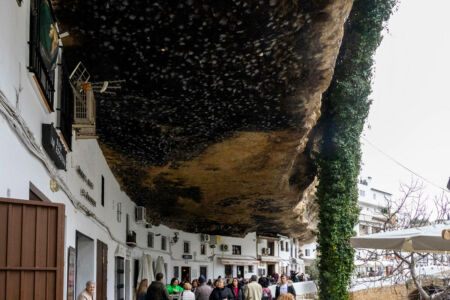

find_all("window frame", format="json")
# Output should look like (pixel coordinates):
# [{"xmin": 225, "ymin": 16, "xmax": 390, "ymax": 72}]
[
  {"xmin": 147, "ymin": 232, "xmax": 154, "ymax": 248},
  {"xmin": 161, "ymin": 236, "xmax": 167, "ymax": 251},
  {"xmin": 232, "ymin": 245, "xmax": 241, "ymax": 255},
  {"xmin": 183, "ymin": 241, "xmax": 190, "ymax": 254}
]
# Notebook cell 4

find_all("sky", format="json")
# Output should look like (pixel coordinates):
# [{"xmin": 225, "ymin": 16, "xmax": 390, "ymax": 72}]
[{"xmin": 360, "ymin": 0, "xmax": 450, "ymax": 201}]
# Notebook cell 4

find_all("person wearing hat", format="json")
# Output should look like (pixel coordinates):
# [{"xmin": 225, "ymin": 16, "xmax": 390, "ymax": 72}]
[{"xmin": 195, "ymin": 275, "xmax": 213, "ymax": 300}]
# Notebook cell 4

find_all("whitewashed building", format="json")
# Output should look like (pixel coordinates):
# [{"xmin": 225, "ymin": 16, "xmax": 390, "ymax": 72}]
[
  {"xmin": 355, "ymin": 176, "xmax": 391, "ymax": 236},
  {"xmin": 353, "ymin": 176, "xmax": 393, "ymax": 277}
]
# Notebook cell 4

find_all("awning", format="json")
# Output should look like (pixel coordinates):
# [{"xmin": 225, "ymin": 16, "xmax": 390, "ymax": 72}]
[
  {"xmin": 291, "ymin": 258, "xmax": 304, "ymax": 265},
  {"xmin": 350, "ymin": 222, "xmax": 450, "ymax": 253},
  {"xmin": 259, "ymin": 256, "xmax": 282, "ymax": 263},
  {"xmin": 219, "ymin": 255, "xmax": 259, "ymax": 266},
  {"xmin": 115, "ymin": 244, "xmax": 127, "ymax": 257},
  {"xmin": 302, "ymin": 257, "xmax": 316, "ymax": 266}
]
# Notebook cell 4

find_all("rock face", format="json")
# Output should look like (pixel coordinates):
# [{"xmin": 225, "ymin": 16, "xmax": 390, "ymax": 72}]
[{"xmin": 57, "ymin": 0, "xmax": 354, "ymax": 240}]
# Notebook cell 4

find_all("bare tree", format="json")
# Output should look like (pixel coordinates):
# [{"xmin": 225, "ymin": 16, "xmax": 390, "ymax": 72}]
[{"xmin": 353, "ymin": 179, "xmax": 450, "ymax": 300}]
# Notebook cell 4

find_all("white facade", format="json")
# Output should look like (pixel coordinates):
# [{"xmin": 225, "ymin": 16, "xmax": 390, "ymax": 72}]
[
  {"xmin": 257, "ymin": 236, "xmax": 305, "ymax": 277},
  {"xmin": 355, "ymin": 176, "xmax": 391, "ymax": 236},
  {"xmin": 354, "ymin": 176, "xmax": 392, "ymax": 277},
  {"xmin": 0, "ymin": 2, "xmax": 307, "ymax": 299}
]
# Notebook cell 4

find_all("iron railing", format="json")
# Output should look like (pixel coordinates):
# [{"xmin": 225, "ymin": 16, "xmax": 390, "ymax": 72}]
[
  {"xmin": 29, "ymin": 0, "xmax": 55, "ymax": 110},
  {"xmin": 57, "ymin": 63, "xmax": 73, "ymax": 149}
]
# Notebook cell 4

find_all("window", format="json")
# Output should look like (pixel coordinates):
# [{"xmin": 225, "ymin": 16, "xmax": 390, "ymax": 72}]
[
  {"xmin": 305, "ymin": 249, "xmax": 310, "ymax": 257},
  {"xmin": 147, "ymin": 232, "xmax": 154, "ymax": 248},
  {"xmin": 161, "ymin": 236, "xmax": 167, "ymax": 251},
  {"xmin": 101, "ymin": 175, "xmax": 105, "ymax": 206},
  {"xmin": 359, "ymin": 190, "xmax": 365, "ymax": 196},
  {"xmin": 225, "ymin": 265, "xmax": 233, "ymax": 276},
  {"xmin": 200, "ymin": 244, "xmax": 206, "ymax": 255},
  {"xmin": 258, "ymin": 268, "xmax": 266, "ymax": 276},
  {"xmin": 232, "ymin": 245, "xmax": 241, "ymax": 255},
  {"xmin": 173, "ymin": 266, "xmax": 179, "ymax": 279},
  {"xmin": 285, "ymin": 242, "xmax": 289, "ymax": 251},
  {"xmin": 29, "ymin": 0, "xmax": 58, "ymax": 110},
  {"xmin": 116, "ymin": 257, "xmax": 125, "ymax": 300},
  {"xmin": 57, "ymin": 62, "xmax": 73, "ymax": 150},
  {"xmin": 248, "ymin": 266, "xmax": 254, "ymax": 273},
  {"xmin": 281, "ymin": 242, "xmax": 284, "ymax": 251},
  {"xmin": 117, "ymin": 203, "xmax": 122, "ymax": 222},
  {"xmin": 183, "ymin": 241, "xmax": 190, "ymax": 254},
  {"xmin": 200, "ymin": 266, "xmax": 207, "ymax": 278}
]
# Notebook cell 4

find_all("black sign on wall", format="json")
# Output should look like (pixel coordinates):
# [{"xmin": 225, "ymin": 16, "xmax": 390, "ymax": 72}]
[{"xmin": 42, "ymin": 123, "xmax": 67, "ymax": 169}]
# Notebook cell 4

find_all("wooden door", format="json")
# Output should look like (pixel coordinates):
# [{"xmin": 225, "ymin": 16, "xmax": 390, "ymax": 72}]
[
  {"xmin": 96, "ymin": 240, "xmax": 108, "ymax": 300},
  {"xmin": 0, "ymin": 197, "xmax": 65, "ymax": 300}
]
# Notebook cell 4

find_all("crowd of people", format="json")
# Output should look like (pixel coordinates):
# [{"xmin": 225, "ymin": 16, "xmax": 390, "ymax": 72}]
[
  {"xmin": 76, "ymin": 272, "xmax": 306, "ymax": 300},
  {"xmin": 135, "ymin": 273, "xmax": 299, "ymax": 300}
]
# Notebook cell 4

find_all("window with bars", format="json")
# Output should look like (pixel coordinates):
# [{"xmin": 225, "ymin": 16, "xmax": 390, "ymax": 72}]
[
  {"xmin": 115, "ymin": 257, "xmax": 125, "ymax": 300},
  {"xmin": 29, "ymin": 0, "xmax": 57, "ymax": 110},
  {"xmin": 232, "ymin": 245, "xmax": 241, "ymax": 255},
  {"xmin": 183, "ymin": 241, "xmax": 190, "ymax": 254},
  {"xmin": 57, "ymin": 62, "xmax": 73, "ymax": 150}
]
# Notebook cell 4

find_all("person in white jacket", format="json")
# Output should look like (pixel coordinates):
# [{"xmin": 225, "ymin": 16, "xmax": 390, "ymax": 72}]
[{"xmin": 180, "ymin": 283, "xmax": 196, "ymax": 300}]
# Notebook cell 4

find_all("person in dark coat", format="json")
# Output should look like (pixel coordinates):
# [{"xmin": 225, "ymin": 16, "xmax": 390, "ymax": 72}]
[
  {"xmin": 147, "ymin": 273, "xmax": 170, "ymax": 300},
  {"xmin": 196, "ymin": 275, "xmax": 213, "ymax": 300},
  {"xmin": 275, "ymin": 275, "xmax": 296, "ymax": 300},
  {"xmin": 228, "ymin": 278, "xmax": 245, "ymax": 300},
  {"xmin": 209, "ymin": 279, "xmax": 234, "ymax": 300}
]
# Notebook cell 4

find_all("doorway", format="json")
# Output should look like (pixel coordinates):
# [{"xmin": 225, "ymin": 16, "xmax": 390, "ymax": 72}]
[
  {"xmin": 76, "ymin": 232, "xmax": 95, "ymax": 298},
  {"xmin": 181, "ymin": 266, "xmax": 191, "ymax": 282},
  {"xmin": 267, "ymin": 264, "xmax": 275, "ymax": 276},
  {"xmin": 0, "ymin": 197, "xmax": 65, "ymax": 300},
  {"xmin": 200, "ymin": 266, "xmax": 207, "ymax": 279},
  {"xmin": 237, "ymin": 266, "xmax": 244, "ymax": 278},
  {"xmin": 96, "ymin": 240, "xmax": 108, "ymax": 300}
]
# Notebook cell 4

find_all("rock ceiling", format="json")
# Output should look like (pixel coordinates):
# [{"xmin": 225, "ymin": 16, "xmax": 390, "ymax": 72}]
[{"xmin": 57, "ymin": 0, "xmax": 354, "ymax": 240}]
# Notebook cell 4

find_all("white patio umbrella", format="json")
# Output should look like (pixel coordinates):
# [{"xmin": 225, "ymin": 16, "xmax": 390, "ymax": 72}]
[
  {"xmin": 155, "ymin": 256, "xmax": 166, "ymax": 283},
  {"xmin": 138, "ymin": 254, "xmax": 155, "ymax": 284},
  {"xmin": 350, "ymin": 223, "xmax": 450, "ymax": 253}
]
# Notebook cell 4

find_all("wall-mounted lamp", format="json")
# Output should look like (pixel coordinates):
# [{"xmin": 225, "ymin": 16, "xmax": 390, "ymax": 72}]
[{"xmin": 171, "ymin": 232, "xmax": 179, "ymax": 244}]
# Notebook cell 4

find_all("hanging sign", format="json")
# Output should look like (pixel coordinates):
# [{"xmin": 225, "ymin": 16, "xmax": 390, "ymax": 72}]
[
  {"xmin": 39, "ymin": 0, "xmax": 59, "ymax": 70},
  {"xmin": 42, "ymin": 123, "xmax": 66, "ymax": 169}
]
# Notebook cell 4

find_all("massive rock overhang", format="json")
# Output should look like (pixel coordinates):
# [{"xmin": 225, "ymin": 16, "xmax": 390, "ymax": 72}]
[{"xmin": 55, "ymin": 0, "xmax": 354, "ymax": 241}]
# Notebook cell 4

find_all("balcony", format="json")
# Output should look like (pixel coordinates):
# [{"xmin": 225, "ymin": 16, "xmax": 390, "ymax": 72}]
[{"xmin": 126, "ymin": 231, "xmax": 137, "ymax": 247}]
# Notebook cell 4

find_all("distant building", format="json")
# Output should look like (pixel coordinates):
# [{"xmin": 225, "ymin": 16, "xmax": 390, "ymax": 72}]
[{"xmin": 355, "ymin": 176, "xmax": 391, "ymax": 236}]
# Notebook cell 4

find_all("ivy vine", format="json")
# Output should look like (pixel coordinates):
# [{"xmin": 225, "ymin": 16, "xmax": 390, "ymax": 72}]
[{"xmin": 315, "ymin": 0, "xmax": 397, "ymax": 299}]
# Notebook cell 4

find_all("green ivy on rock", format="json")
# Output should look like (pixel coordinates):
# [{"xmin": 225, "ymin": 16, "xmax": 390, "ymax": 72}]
[{"xmin": 315, "ymin": 0, "xmax": 396, "ymax": 299}]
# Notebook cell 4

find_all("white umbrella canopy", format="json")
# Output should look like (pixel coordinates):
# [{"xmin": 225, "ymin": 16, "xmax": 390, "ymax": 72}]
[
  {"xmin": 138, "ymin": 254, "xmax": 155, "ymax": 284},
  {"xmin": 155, "ymin": 256, "xmax": 166, "ymax": 283},
  {"xmin": 350, "ymin": 223, "xmax": 450, "ymax": 253}
]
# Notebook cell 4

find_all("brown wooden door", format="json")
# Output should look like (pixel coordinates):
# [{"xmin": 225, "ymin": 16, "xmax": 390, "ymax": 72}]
[
  {"xmin": 96, "ymin": 240, "xmax": 108, "ymax": 300},
  {"xmin": 0, "ymin": 197, "xmax": 65, "ymax": 300}
]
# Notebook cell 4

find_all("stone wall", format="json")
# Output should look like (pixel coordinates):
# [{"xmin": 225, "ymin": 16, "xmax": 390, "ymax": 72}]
[{"xmin": 350, "ymin": 285, "xmax": 408, "ymax": 300}]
